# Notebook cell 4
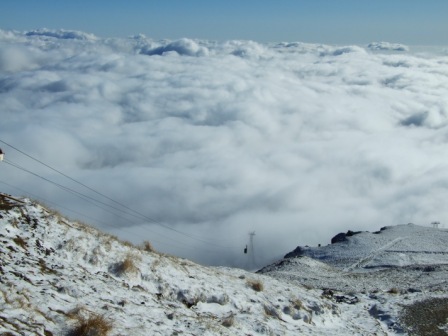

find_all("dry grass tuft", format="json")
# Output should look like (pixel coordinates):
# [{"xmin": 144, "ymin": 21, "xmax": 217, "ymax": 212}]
[
  {"xmin": 140, "ymin": 240, "xmax": 155, "ymax": 253},
  {"xmin": 33, "ymin": 200, "xmax": 66, "ymax": 221},
  {"xmin": 121, "ymin": 240, "xmax": 135, "ymax": 248},
  {"xmin": 221, "ymin": 314, "xmax": 235, "ymax": 327},
  {"xmin": 247, "ymin": 279, "xmax": 264, "ymax": 292},
  {"xmin": 110, "ymin": 254, "xmax": 140, "ymax": 276},
  {"xmin": 388, "ymin": 287, "xmax": 400, "ymax": 294},
  {"xmin": 122, "ymin": 255, "xmax": 138, "ymax": 272},
  {"xmin": 292, "ymin": 298, "xmax": 304, "ymax": 310},
  {"xmin": 0, "ymin": 194, "xmax": 19, "ymax": 211},
  {"xmin": 10, "ymin": 218, "xmax": 19, "ymax": 228},
  {"xmin": 38, "ymin": 258, "xmax": 57, "ymax": 275},
  {"xmin": 264, "ymin": 305, "xmax": 281, "ymax": 319},
  {"xmin": 68, "ymin": 313, "xmax": 112, "ymax": 336},
  {"xmin": 291, "ymin": 297, "xmax": 312, "ymax": 315},
  {"xmin": 12, "ymin": 235, "xmax": 27, "ymax": 250},
  {"xmin": 46, "ymin": 207, "xmax": 64, "ymax": 219}
]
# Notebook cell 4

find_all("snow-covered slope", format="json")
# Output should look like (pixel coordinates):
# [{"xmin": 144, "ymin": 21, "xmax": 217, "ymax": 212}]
[
  {"xmin": 283, "ymin": 224, "xmax": 448, "ymax": 270},
  {"xmin": 2, "ymin": 193, "xmax": 448, "ymax": 335},
  {"xmin": 259, "ymin": 224, "xmax": 448, "ymax": 335},
  {"xmin": 0, "ymin": 194, "xmax": 364, "ymax": 335}
]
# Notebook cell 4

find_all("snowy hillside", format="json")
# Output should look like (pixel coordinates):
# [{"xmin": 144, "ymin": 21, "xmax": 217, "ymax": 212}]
[
  {"xmin": 259, "ymin": 224, "xmax": 448, "ymax": 335},
  {"xmin": 1, "ymin": 193, "xmax": 448, "ymax": 335},
  {"xmin": 0, "ymin": 194, "xmax": 369, "ymax": 335},
  {"xmin": 283, "ymin": 224, "xmax": 448, "ymax": 270}
]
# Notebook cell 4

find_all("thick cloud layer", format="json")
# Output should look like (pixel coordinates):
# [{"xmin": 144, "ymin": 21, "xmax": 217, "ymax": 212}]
[{"xmin": 1, "ymin": 29, "xmax": 448, "ymax": 268}]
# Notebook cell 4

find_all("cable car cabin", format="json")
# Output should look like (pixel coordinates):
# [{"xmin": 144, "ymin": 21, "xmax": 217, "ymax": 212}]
[{"xmin": 0, "ymin": 148, "xmax": 3, "ymax": 161}]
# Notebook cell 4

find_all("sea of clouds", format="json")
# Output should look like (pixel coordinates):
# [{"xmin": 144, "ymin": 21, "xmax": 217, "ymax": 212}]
[{"xmin": 1, "ymin": 29, "xmax": 448, "ymax": 268}]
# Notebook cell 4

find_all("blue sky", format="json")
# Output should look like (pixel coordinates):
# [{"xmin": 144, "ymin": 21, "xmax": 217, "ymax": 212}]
[{"xmin": 1, "ymin": 0, "xmax": 447, "ymax": 44}]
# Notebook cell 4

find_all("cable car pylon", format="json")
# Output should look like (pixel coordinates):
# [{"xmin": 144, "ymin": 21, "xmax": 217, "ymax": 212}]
[{"xmin": 243, "ymin": 231, "xmax": 256, "ymax": 269}]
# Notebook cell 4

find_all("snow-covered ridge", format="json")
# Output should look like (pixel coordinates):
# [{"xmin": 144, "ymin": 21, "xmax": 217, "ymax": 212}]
[
  {"xmin": 258, "ymin": 223, "xmax": 448, "ymax": 334},
  {"xmin": 0, "ymin": 194, "xmax": 355, "ymax": 335},
  {"xmin": 2, "ymin": 193, "xmax": 448, "ymax": 335},
  {"xmin": 283, "ymin": 224, "xmax": 448, "ymax": 270}
]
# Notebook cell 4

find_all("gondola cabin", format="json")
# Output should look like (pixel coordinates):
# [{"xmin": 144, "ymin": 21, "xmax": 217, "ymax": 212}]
[{"xmin": 0, "ymin": 148, "xmax": 3, "ymax": 161}]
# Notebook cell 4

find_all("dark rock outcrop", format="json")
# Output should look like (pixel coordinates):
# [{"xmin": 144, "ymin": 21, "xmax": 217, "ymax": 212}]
[
  {"xmin": 284, "ymin": 246, "xmax": 305, "ymax": 259},
  {"xmin": 331, "ymin": 232, "xmax": 348, "ymax": 244},
  {"xmin": 331, "ymin": 230, "xmax": 363, "ymax": 244}
]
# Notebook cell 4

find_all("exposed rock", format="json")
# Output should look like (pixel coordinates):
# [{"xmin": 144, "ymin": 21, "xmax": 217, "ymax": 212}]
[
  {"xmin": 284, "ymin": 246, "xmax": 305, "ymax": 259},
  {"xmin": 331, "ymin": 232, "xmax": 348, "ymax": 244}
]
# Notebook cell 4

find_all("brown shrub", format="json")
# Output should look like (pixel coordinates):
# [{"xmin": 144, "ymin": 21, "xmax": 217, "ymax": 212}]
[
  {"xmin": 264, "ymin": 305, "xmax": 281, "ymax": 319},
  {"xmin": 221, "ymin": 314, "xmax": 235, "ymax": 327},
  {"xmin": 122, "ymin": 255, "xmax": 138, "ymax": 273},
  {"xmin": 388, "ymin": 287, "xmax": 400, "ymax": 294},
  {"xmin": 292, "ymin": 298, "xmax": 304, "ymax": 310},
  {"xmin": 68, "ymin": 313, "xmax": 112, "ymax": 336},
  {"xmin": 291, "ymin": 298, "xmax": 312, "ymax": 314},
  {"xmin": 110, "ymin": 254, "xmax": 139, "ymax": 276},
  {"xmin": 0, "ymin": 194, "xmax": 19, "ymax": 211},
  {"xmin": 13, "ymin": 236, "xmax": 27, "ymax": 249},
  {"xmin": 120, "ymin": 240, "xmax": 135, "ymax": 248},
  {"xmin": 247, "ymin": 279, "xmax": 264, "ymax": 292},
  {"xmin": 140, "ymin": 241, "xmax": 155, "ymax": 253},
  {"xmin": 38, "ymin": 258, "xmax": 57, "ymax": 275}
]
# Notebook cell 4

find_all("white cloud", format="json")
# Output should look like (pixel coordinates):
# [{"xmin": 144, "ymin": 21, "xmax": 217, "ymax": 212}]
[
  {"xmin": 0, "ymin": 45, "xmax": 40, "ymax": 72},
  {"xmin": 25, "ymin": 28, "xmax": 98, "ymax": 41},
  {"xmin": 367, "ymin": 42, "xmax": 410, "ymax": 52},
  {"xmin": 140, "ymin": 38, "xmax": 209, "ymax": 57},
  {"xmin": 1, "ymin": 29, "xmax": 448, "ymax": 268}
]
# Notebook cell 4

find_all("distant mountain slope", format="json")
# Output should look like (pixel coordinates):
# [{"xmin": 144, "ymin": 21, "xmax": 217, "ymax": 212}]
[
  {"xmin": 258, "ymin": 223, "xmax": 448, "ymax": 335},
  {"xmin": 284, "ymin": 224, "xmax": 448, "ymax": 270},
  {"xmin": 260, "ymin": 224, "xmax": 448, "ymax": 291}
]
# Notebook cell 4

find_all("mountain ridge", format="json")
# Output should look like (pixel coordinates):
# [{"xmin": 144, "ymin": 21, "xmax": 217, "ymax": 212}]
[
  {"xmin": 1, "ymin": 193, "xmax": 448, "ymax": 335},
  {"xmin": 282, "ymin": 223, "xmax": 448, "ymax": 270},
  {"xmin": 0, "ymin": 194, "xmax": 342, "ymax": 335}
]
